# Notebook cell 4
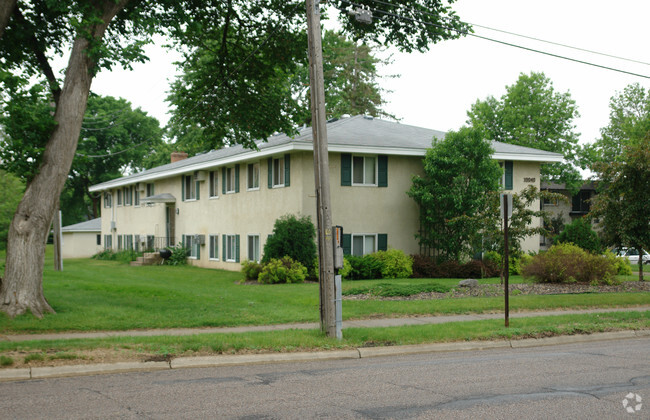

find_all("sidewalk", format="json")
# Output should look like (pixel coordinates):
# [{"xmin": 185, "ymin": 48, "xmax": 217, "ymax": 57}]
[
  {"xmin": 3, "ymin": 306, "xmax": 650, "ymax": 342},
  {"xmin": 1, "ymin": 306, "xmax": 649, "ymax": 382}
]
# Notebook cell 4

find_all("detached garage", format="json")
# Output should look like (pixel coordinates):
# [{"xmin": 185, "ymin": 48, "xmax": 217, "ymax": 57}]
[{"xmin": 62, "ymin": 218, "xmax": 102, "ymax": 258}]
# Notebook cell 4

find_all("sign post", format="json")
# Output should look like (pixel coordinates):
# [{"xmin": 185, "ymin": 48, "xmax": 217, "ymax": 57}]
[{"xmin": 501, "ymin": 193, "xmax": 511, "ymax": 327}]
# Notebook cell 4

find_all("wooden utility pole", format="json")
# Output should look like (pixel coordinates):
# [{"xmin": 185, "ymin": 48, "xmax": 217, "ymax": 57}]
[{"xmin": 306, "ymin": 0, "xmax": 336, "ymax": 337}]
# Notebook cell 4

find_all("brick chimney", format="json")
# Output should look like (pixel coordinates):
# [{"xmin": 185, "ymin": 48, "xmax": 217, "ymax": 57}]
[{"xmin": 171, "ymin": 152, "xmax": 188, "ymax": 163}]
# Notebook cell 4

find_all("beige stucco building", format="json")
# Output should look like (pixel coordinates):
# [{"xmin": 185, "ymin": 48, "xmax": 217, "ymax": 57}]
[
  {"xmin": 89, "ymin": 116, "xmax": 563, "ymax": 270},
  {"xmin": 61, "ymin": 218, "xmax": 103, "ymax": 258}
]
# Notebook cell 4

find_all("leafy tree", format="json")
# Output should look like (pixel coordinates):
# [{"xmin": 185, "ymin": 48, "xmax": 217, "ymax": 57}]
[
  {"xmin": 590, "ymin": 136, "xmax": 650, "ymax": 281},
  {"xmin": 555, "ymin": 217, "xmax": 601, "ymax": 254},
  {"xmin": 467, "ymin": 72, "xmax": 582, "ymax": 193},
  {"xmin": 583, "ymin": 83, "xmax": 650, "ymax": 165},
  {"xmin": 263, "ymin": 214, "xmax": 317, "ymax": 273},
  {"xmin": 0, "ymin": 170, "xmax": 24, "ymax": 250},
  {"xmin": 293, "ymin": 30, "xmax": 398, "ymax": 124},
  {"xmin": 408, "ymin": 127, "xmax": 501, "ymax": 262},
  {"xmin": 0, "ymin": 0, "xmax": 469, "ymax": 317}
]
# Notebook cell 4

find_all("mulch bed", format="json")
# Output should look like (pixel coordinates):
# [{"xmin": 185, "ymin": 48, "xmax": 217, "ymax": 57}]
[{"xmin": 344, "ymin": 281, "xmax": 650, "ymax": 301}]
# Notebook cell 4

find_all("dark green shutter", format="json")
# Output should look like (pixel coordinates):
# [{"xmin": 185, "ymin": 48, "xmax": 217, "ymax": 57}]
[
  {"xmin": 341, "ymin": 154, "xmax": 351, "ymax": 186},
  {"xmin": 378, "ymin": 234, "xmax": 388, "ymax": 251},
  {"xmin": 222, "ymin": 235, "xmax": 226, "ymax": 260},
  {"xmin": 195, "ymin": 173, "xmax": 200, "ymax": 200},
  {"xmin": 378, "ymin": 155, "xmax": 388, "ymax": 187},
  {"xmin": 222, "ymin": 167, "xmax": 226, "ymax": 194},
  {"xmin": 235, "ymin": 164, "xmax": 240, "ymax": 193},
  {"xmin": 235, "ymin": 234, "xmax": 240, "ymax": 262},
  {"xmin": 268, "ymin": 157, "xmax": 273, "ymax": 188},
  {"xmin": 182, "ymin": 234, "xmax": 186, "ymax": 248},
  {"xmin": 181, "ymin": 177, "xmax": 185, "ymax": 201},
  {"xmin": 504, "ymin": 161, "xmax": 513, "ymax": 190},
  {"xmin": 284, "ymin": 154, "xmax": 290, "ymax": 187},
  {"xmin": 342, "ymin": 234, "xmax": 351, "ymax": 255},
  {"xmin": 196, "ymin": 237, "xmax": 200, "ymax": 259}
]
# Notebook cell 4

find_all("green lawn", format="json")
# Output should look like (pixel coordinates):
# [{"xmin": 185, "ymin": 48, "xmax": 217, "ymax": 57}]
[{"xmin": 0, "ymin": 252, "xmax": 648, "ymax": 334}]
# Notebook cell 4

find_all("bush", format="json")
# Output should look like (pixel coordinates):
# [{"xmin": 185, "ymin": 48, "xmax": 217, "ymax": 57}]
[
  {"xmin": 92, "ymin": 249, "xmax": 117, "ymax": 260},
  {"xmin": 603, "ymin": 250, "xmax": 633, "ymax": 276},
  {"xmin": 344, "ymin": 254, "xmax": 383, "ymax": 280},
  {"xmin": 555, "ymin": 218, "xmax": 601, "ymax": 253},
  {"xmin": 241, "ymin": 260, "xmax": 263, "ymax": 281},
  {"xmin": 412, "ymin": 255, "xmax": 499, "ymax": 278},
  {"xmin": 258, "ymin": 257, "xmax": 308, "ymax": 284},
  {"xmin": 337, "ymin": 257, "xmax": 353, "ymax": 280},
  {"xmin": 373, "ymin": 249, "xmax": 413, "ymax": 279},
  {"xmin": 522, "ymin": 243, "xmax": 617, "ymax": 284},
  {"xmin": 263, "ymin": 214, "xmax": 317, "ymax": 272},
  {"xmin": 92, "ymin": 249, "xmax": 139, "ymax": 263},
  {"xmin": 164, "ymin": 243, "xmax": 189, "ymax": 266}
]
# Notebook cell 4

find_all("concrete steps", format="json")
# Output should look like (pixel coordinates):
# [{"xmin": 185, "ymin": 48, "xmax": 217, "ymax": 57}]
[{"xmin": 130, "ymin": 252, "xmax": 163, "ymax": 266}]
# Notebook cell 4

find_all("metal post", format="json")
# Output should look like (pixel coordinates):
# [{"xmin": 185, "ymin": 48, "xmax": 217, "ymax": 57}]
[
  {"xmin": 53, "ymin": 209, "xmax": 63, "ymax": 271},
  {"xmin": 503, "ymin": 195, "xmax": 509, "ymax": 328},
  {"xmin": 306, "ymin": 0, "xmax": 336, "ymax": 337}
]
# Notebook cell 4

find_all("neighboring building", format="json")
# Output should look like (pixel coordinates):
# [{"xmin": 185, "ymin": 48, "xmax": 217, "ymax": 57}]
[
  {"xmin": 540, "ymin": 181, "xmax": 598, "ymax": 249},
  {"xmin": 61, "ymin": 218, "xmax": 102, "ymax": 258},
  {"xmin": 89, "ymin": 116, "xmax": 563, "ymax": 270}
]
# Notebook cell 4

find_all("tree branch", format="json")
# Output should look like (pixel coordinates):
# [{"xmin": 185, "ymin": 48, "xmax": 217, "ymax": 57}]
[{"xmin": 0, "ymin": 0, "xmax": 16, "ymax": 39}]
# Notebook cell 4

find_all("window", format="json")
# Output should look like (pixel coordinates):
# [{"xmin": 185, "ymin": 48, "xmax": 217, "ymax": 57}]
[
  {"xmin": 209, "ymin": 235, "xmax": 219, "ymax": 260},
  {"xmin": 103, "ymin": 234, "xmax": 112, "ymax": 250},
  {"xmin": 134, "ymin": 189, "xmax": 140, "ymax": 206},
  {"xmin": 273, "ymin": 158, "xmax": 284, "ymax": 187},
  {"xmin": 225, "ymin": 167, "xmax": 236, "ymax": 193},
  {"xmin": 352, "ymin": 156, "xmax": 376, "ymax": 185},
  {"xmin": 248, "ymin": 235, "xmax": 260, "ymax": 262},
  {"xmin": 146, "ymin": 183, "xmax": 155, "ymax": 197},
  {"xmin": 96, "ymin": 234, "xmax": 101, "ymax": 246},
  {"xmin": 125, "ymin": 234, "xmax": 133, "ymax": 250},
  {"xmin": 247, "ymin": 162, "xmax": 260, "ymax": 190},
  {"xmin": 117, "ymin": 235, "xmax": 123, "ymax": 250},
  {"xmin": 184, "ymin": 235, "xmax": 200, "ymax": 259},
  {"xmin": 571, "ymin": 190, "xmax": 591, "ymax": 214},
  {"xmin": 209, "ymin": 171, "xmax": 219, "ymax": 198},
  {"xmin": 104, "ymin": 192, "xmax": 112, "ymax": 208},
  {"xmin": 223, "ymin": 234, "xmax": 240, "ymax": 262},
  {"xmin": 123, "ymin": 186, "xmax": 133, "ymax": 206},
  {"xmin": 500, "ymin": 161, "xmax": 513, "ymax": 190},
  {"xmin": 183, "ymin": 173, "xmax": 196, "ymax": 200},
  {"xmin": 117, "ymin": 189, "xmax": 123, "ymax": 206},
  {"xmin": 352, "ymin": 234, "xmax": 376, "ymax": 256}
]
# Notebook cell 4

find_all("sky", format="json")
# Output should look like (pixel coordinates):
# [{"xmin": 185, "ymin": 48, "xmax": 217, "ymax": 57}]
[{"xmin": 88, "ymin": 0, "xmax": 650, "ymax": 147}]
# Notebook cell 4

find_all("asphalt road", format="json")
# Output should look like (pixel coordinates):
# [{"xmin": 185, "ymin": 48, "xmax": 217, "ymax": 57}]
[{"xmin": 2, "ymin": 337, "xmax": 649, "ymax": 419}]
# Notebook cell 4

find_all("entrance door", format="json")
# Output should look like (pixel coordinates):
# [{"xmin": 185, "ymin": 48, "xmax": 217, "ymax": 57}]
[{"xmin": 166, "ymin": 205, "xmax": 176, "ymax": 247}]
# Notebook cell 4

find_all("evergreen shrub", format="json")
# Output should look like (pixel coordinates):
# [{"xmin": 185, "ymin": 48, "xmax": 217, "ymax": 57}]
[{"xmin": 258, "ymin": 257, "xmax": 307, "ymax": 284}]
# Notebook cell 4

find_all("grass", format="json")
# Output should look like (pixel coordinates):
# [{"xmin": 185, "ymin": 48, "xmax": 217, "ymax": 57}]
[
  {"xmin": 0, "ymin": 311, "xmax": 648, "ymax": 361},
  {"xmin": 0, "ymin": 249, "xmax": 648, "ymax": 334}
]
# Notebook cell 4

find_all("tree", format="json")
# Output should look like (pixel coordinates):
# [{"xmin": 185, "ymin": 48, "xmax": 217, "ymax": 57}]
[
  {"xmin": 408, "ymin": 127, "xmax": 501, "ymax": 262},
  {"xmin": 555, "ymin": 217, "xmax": 601, "ymax": 254},
  {"xmin": 0, "ymin": 0, "xmax": 469, "ymax": 318},
  {"xmin": 467, "ymin": 72, "xmax": 582, "ymax": 193},
  {"xmin": 64, "ymin": 94, "xmax": 163, "ymax": 224},
  {"xmin": 0, "ymin": 170, "xmax": 24, "ymax": 251},
  {"xmin": 293, "ymin": 30, "xmax": 398, "ymax": 124},
  {"xmin": 583, "ymin": 83, "xmax": 650, "ymax": 165},
  {"xmin": 590, "ymin": 136, "xmax": 650, "ymax": 281}
]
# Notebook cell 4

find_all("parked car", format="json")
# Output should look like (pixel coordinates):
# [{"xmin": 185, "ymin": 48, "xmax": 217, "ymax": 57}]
[{"xmin": 613, "ymin": 247, "xmax": 650, "ymax": 265}]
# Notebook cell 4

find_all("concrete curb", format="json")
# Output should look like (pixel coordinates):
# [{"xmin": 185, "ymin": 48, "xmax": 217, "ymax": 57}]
[{"xmin": 1, "ymin": 330, "xmax": 648, "ymax": 382}]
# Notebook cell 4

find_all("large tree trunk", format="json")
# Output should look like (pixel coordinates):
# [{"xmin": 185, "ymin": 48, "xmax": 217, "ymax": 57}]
[
  {"xmin": 0, "ymin": 0, "xmax": 16, "ymax": 39},
  {"xmin": 0, "ymin": 1, "xmax": 128, "ymax": 318}
]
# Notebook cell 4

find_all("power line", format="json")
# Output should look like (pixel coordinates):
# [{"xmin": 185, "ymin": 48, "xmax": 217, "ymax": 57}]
[{"xmin": 342, "ymin": 0, "xmax": 650, "ymax": 79}]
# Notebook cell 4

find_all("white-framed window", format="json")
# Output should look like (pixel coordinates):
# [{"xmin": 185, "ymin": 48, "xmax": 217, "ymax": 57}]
[
  {"xmin": 272, "ymin": 157, "xmax": 285, "ymax": 187},
  {"xmin": 209, "ymin": 171, "xmax": 219, "ymax": 198},
  {"xmin": 125, "ymin": 234, "xmax": 133, "ymax": 250},
  {"xmin": 226, "ymin": 167, "xmax": 236, "ymax": 193},
  {"xmin": 185, "ymin": 235, "xmax": 200, "ymax": 259},
  {"xmin": 117, "ymin": 235, "xmax": 123, "ymax": 250},
  {"xmin": 209, "ymin": 234, "xmax": 219, "ymax": 260},
  {"xmin": 134, "ymin": 189, "xmax": 140, "ymax": 206},
  {"xmin": 123, "ymin": 187, "xmax": 133, "ymax": 206},
  {"xmin": 248, "ymin": 234, "xmax": 260, "ymax": 262},
  {"xmin": 104, "ymin": 234, "xmax": 112, "ymax": 250},
  {"xmin": 104, "ymin": 192, "xmax": 112, "ymax": 208},
  {"xmin": 183, "ymin": 173, "xmax": 198, "ymax": 201},
  {"xmin": 247, "ymin": 162, "xmax": 260, "ymax": 190},
  {"xmin": 225, "ymin": 234, "xmax": 238, "ymax": 262},
  {"xmin": 352, "ymin": 234, "xmax": 377, "ymax": 256},
  {"xmin": 146, "ymin": 183, "xmax": 155, "ymax": 197},
  {"xmin": 352, "ymin": 156, "xmax": 377, "ymax": 186}
]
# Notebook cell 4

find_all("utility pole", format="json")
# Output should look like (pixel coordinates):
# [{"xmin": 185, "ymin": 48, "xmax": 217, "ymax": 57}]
[
  {"xmin": 306, "ymin": 0, "xmax": 336, "ymax": 337},
  {"xmin": 53, "ymin": 208, "xmax": 63, "ymax": 271}
]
